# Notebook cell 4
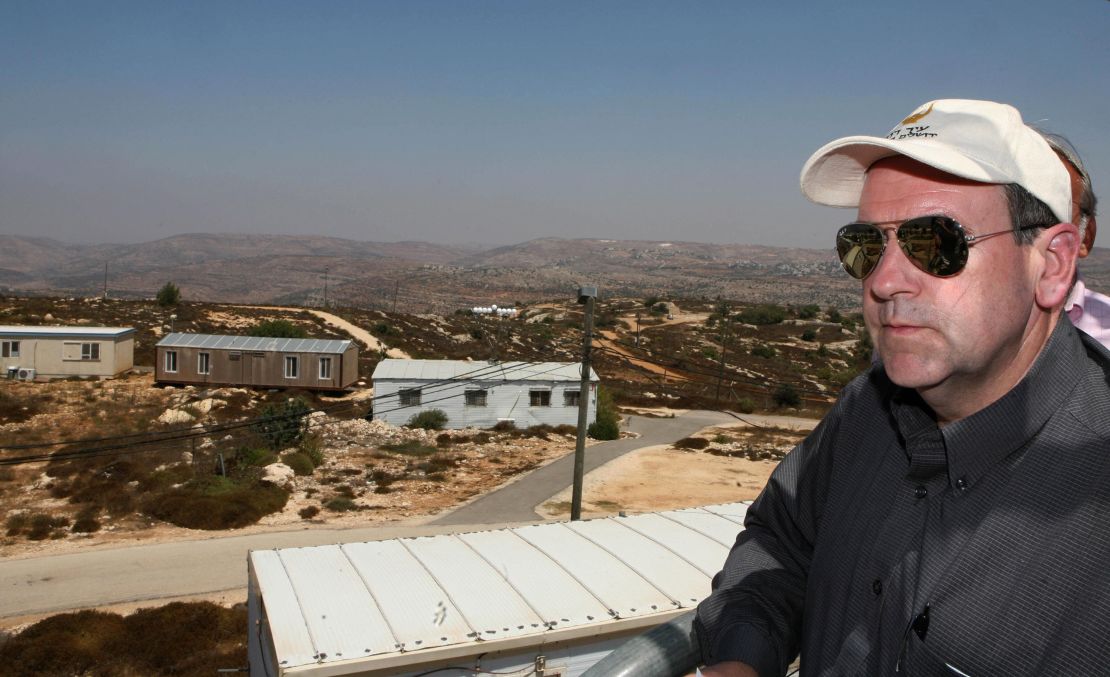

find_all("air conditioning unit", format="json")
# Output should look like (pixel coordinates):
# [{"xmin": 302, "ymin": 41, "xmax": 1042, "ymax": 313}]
[{"xmin": 17, "ymin": 368, "xmax": 35, "ymax": 381}]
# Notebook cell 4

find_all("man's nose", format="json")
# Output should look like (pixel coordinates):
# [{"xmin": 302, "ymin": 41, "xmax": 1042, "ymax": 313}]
[{"xmin": 866, "ymin": 233, "xmax": 921, "ymax": 299}]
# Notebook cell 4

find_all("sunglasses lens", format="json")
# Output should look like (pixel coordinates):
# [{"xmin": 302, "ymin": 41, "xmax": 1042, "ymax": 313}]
[
  {"xmin": 837, "ymin": 223, "xmax": 884, "ymax": 279},
  {"xmin": 897, "ymin": 216, "xmax": 969, "ymax": 277}
]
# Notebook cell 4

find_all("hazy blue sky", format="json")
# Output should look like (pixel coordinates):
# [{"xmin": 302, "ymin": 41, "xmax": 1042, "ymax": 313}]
[{"xmin": 2, "ymin": 1, "xmax": 1107, "ymax": 248}]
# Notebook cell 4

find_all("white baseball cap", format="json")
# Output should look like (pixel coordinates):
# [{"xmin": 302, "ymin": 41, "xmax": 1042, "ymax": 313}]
[{"xmin": 800, "ymin": 99, "xmax": 1071, "ymax": 224}]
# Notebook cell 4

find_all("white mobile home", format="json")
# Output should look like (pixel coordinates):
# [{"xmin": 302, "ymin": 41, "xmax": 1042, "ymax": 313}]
[
  {"xmin": 247, "ymin": 502, "xmax": 749, "ymax": 676},
  {"xmin": 0, "ymin": 326, "xmax": 135, "ymax": 381},
  {"xmin": 371, "ymin": 359, "xmax": 599, "ymax": 429}
]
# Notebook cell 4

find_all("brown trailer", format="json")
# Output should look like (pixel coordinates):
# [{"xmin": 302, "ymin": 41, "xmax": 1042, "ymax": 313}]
[{"xmin": 155, "ymin": 333, "xmax": 358, "ymax": 392}]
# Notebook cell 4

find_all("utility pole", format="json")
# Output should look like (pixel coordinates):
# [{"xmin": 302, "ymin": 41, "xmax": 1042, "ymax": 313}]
[
  {"xmin": 103, "ymin": 262, "xmax": 109, "ymax": 299},
  {"xmin": 635, "ymin": 313, "xmax": 641, "ymax": 347},
  {"xmin": 571, "ymin": 285, "xmax": 597, "ymax": 521},
  {"xmin": 715, "ymin": 316, "xmax": 730, "ymax": 405}
]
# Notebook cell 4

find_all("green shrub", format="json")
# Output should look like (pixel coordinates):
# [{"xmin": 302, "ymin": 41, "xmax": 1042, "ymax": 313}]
[
  {"xmin": 247, "ymin": 319, "xmax": 307, "ymax": 338},
  {"xmin": 588, "ymin": 386, "xmax": 621, "ymax": 440},
  {"xmin": 253, "ymin": 398, "xmax": 311, "ymax": 450},
  {"xmin": 737, "ymin": 397, "xmax": 756, "ymax": 414},
  {"xmin": 801, "ymin": 329, "xmax": 818, "ymax": 342},
  {"xmin": 737, "ymin": 304, "xmax": 786, "ymax": 325},
  {"xmin": 436, "ymin": 432, "xmax": 454, "ymax": 446},
  {"xmin": 751, "ymin": 344, "xmax": 777, "ymax": 359},
  {"xmin": 281, "ymin": 452, "xmax": 315, "ymax": 476},
  {"xmin": 674, "ymin": 437, "xmax": 710, "ymax": 450},
  {"xmin": 72, "ymin": 506, "xmax": 102, "ymax": 533},
  {"xmin": 298, "ymin": 505, "xmax": 320, "ymax": 520},
  {"xmin": 491, "ymin": 419, "xmax": 517, "ymax": 432},
  {"xmin": 713, "ymin": 434, "xmax": 733, "ymax": 444},
  {"xmin": 826, "ymin": 307, "xmax": 841, "ymax": 323},
  {"xmin": 142, "ymin": 478, "xmax": 288, "ymax": 530},
  {"xmin": 407, "ymin": 409, "xmax": 448, "ymax": 430},
  {"xmin": 324, "ymin": 497, "xmax": 358, "ymax": 512},
  {"xmin": 232, "ymin": 446, "xmax": 277, "ymax": 470},
  {"xmin": 798, "ymin": 304, "xmax": 820, "ymax": 320},
  {"xmin": 27, "ymin": 513, "xmax": 69, "ymax": 540},
  {"xmin": 772, "ymin": 383, "xmax": 802, "ymax": 408},
  {"xmin": 298, "ymin": 434, "xmax": 325, "ymax": 467},
  {"xmin": 5, "ymin": 512, "xmax": 28, "ymax": 536}
]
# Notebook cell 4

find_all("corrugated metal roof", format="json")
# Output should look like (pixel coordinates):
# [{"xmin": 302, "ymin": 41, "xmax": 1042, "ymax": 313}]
[
  {"xmin": 371, "ymin": 358, "xmax": 598, "ymax": 382},
  {"xmin": 155, "ymin": 333, "xmax": 351, "ymax": 354},
  {"xmin": 250, "ymin": 502, "xmax": 748, "ymax": 672},
  {"xmin": 0, "ymin": 325, "xmax": 134, "ymax": 339}
]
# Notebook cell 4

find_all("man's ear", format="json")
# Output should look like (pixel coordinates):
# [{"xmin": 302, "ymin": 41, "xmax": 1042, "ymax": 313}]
[
  {"xmin": 1080, "ymin": 216, "xmax": 1097, "ymax": 257},
  {"xmin": 1036, "ymin": 223, "xmax": 1080, "ymax": 310}
]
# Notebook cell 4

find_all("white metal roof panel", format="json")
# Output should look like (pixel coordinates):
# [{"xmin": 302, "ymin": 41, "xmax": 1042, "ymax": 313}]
[
  {"xmin": 616, "ymin": 512, "xmax": 733, "ymax": 577},
  {"xmin": 371, "ymin": 358, "xmax": 598, "ymax": 383},
  {"xmin": 0, "ymin": 325, "xmax": 134, "ymax": 339},
  {"xmin": 155, "ymin": 332, "xmax": 351, "ymax": 354},
  {"xmin": 276, "ymin": 546, "xmax": 397, "ymax": 665},
  {"xmin": 250, "ymin": 550, "xmax": 319, "ymax": 669},
  {"xmin": 513, "ymin": 522, "xmax": 671, "ymax": 618},
  {"xmin": 566, "ymin": 519, "xmax": 711, "ymax": 607},
  {"xmin": 660, "ymin": 504, "xmax": 749, "ymax": 547},
  {"xmin": 402, "ymin": 535, "xmax": 546, "ymax": 641},
  {"xmin": 457, "ymin": 529, "xmax": 612, "ymax": 628},
  {"xmin": 340, "ymin": 540, "xmax": 472, "ymax": 651},
  {"xmin": 251, "ymin": 501, "xmax": 752, "ymax": 673}
]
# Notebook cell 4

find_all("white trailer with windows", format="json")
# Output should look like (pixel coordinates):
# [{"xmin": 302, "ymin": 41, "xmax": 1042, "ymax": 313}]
[
  {"xmin": 0, "ymin": 325, "xmax": 134, "ymax": 380},
  {"xmin": 247, "ymin": 502, "xmax": 749, "ymax": 676},
  {"xmin": 371, "ymin": 359, "xmax": 599, "ymax": 429}
]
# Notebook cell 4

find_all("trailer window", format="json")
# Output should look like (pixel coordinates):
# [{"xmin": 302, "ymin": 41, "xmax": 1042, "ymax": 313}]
[
  {"xmin": 399, "ymin": 388, "xmax": 422, "ymax": 406},
  {"xmin": 284, "ymin": 356, "xmax": 299, "ymax": 379},
  {"xmin": 318, "ymin": 357, "xmax": 332, "ymax": 380},
  {"xmin": 564, "ymin": 390, "xmax": 580, "ymax": 407},
  {"xmin": 465, "ymin": 389, "xmax": 488, "ymax": 406},
  {"xmin": 197, "ymin": 352, "xmax": 210, "ymax": 375},
  {"xmin": 1, "ymin": 341, "xmax": 19, "ymax": 358},
  {"xmin": 81, "ymin": 343, "xmax": 100, "ymax": 360},
  {"xmin": 164, "ymin": 350, "xmax": 178, "ymax": 373},
  {"xmin": 529, "ymin": 390, "xmax": 551, "ymax": 407}
]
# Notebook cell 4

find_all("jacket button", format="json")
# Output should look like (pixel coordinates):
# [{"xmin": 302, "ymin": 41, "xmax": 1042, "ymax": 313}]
[
  {"xmin": 872, "ymin": 579, "xmax": 883, "ymax": 596},
  {"xmin": 955, "ymin": 477, "xmax": 968, "ymax": 490},
  {"xmin": 914, "ymin": 485, "xmax": 928, "ymax": 499}
]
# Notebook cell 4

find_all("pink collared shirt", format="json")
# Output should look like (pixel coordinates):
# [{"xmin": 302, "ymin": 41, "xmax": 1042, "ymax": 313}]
[{"xmin": 1066, "ymin": 277, "xmax": 1110, "ymax": 349}]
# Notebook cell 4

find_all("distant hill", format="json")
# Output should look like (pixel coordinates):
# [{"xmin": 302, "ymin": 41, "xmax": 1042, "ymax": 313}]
[{"xmin": 4, "ymin": 233, "xmax": 1108, "ymax": 311}]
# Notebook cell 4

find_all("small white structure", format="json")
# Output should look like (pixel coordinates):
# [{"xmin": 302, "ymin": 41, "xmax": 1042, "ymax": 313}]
[
  {"xmin": 371, "ymin": 359, "xmax": 599, "ymax": 429},
  {"xmin": 0, "ymin": 325, "xmax": 135, "ymax": 381},
  {"xmin": 247, "ymin": 502, "xmax": 749, "ymax": 676}
]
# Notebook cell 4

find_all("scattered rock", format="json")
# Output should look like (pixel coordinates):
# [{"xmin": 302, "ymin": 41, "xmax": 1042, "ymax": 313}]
[
  {"xmin": 262, "ymin": 463, "xmax": 296, "ymax": 490},
  {"xmin": 157, "ymin": 408, "xmax": 195, "ymax": 425}
]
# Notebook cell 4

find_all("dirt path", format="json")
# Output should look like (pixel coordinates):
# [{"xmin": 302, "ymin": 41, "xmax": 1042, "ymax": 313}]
[
  {"xmin": 215, "ymin": 304, "xmax": 412, "ymax": 359},
  {"xmin": 306, "ymin": 309, "xmax": 411, "ymax": 359}
]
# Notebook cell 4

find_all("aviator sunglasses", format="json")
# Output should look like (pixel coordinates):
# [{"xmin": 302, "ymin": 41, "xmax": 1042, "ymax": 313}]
[{"xmin": 835, "ymin": 216, "xmax": 1046, "ymax": 280}]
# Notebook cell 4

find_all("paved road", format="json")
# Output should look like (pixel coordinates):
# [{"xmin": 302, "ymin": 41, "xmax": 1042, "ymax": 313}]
[
  {"xmin": 0, "ymin": 409, "xmax": 816, "ymax": 620},
  {"xmin": 432, "ymin": 409, "xmax": 744, "ymax": 524}
]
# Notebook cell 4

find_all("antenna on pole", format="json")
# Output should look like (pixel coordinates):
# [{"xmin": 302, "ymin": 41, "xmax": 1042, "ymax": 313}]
[{"xmin": 571, "ymin": 285, "xmax": 597, "ymax": 521}]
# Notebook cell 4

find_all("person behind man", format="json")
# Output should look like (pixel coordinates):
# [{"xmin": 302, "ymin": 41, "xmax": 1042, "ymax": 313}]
[
  {"xmin": 693, "ymin": 99, "xmax": 1110, "ymax": 676},
  {"xmin": 1047, "ymin": 132, "xmax": 1110, "ymax": 346}
]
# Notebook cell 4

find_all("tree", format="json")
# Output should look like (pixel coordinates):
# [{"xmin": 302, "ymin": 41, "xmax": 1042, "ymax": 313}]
[
  {"xmin": 588, "ymin": 386, "xmax": 621, "ymax": 440},
  {"xmin": 248, "ymin": 319, "xmax": 308, "ymax": 339},
  {"xmin": 254, "ymin": 397, "xmax": 311, "ymax": 450},
  {"xmin": 156, "ymin": 282, "xmax": 181, "ymax": 307},
  {"xmin": 772, "ymin": 383, "xmax": 801, "ymax": 409}
]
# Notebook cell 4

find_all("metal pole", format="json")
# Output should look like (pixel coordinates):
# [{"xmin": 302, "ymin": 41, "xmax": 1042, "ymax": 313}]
[{"xmin": 571, "ymin": 290, "xmax": 596, "ymax": 521}]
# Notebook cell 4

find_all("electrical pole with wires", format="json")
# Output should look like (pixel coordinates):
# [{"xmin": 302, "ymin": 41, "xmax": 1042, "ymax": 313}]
[{"xmin": 571, "ymin": 285, "xmax": 597, "ymax": 521}]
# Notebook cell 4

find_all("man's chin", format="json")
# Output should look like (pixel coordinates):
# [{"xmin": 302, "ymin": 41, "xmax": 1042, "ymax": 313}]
[{"xmin": 880, "ymin": 357, "xmax": 946, "ymax": 390}]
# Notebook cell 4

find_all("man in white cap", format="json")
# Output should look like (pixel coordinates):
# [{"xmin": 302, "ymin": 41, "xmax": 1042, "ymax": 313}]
[{"xmin": 693, "ymin": 100, "xmax": 1110, "ymax": 676}]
